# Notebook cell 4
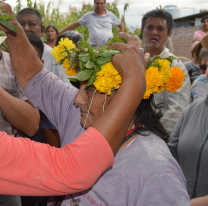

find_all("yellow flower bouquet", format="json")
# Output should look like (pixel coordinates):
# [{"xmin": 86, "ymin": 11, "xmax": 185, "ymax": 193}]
[{"xmin": 51, "ymin": 37, "xmax": 185, "ymax": 99}]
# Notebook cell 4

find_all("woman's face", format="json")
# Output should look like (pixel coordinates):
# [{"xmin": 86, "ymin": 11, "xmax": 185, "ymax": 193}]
[
  {"xmin": 74, "ymin": 81, "xmax": 114, "ymax": 128},
  {"xmin": 202, "ymin": 19, "xmax": 208, "ymax": 31},
  {"xmin": 46, "ymin": 27, "xmax": 57, "ymax": 40}
]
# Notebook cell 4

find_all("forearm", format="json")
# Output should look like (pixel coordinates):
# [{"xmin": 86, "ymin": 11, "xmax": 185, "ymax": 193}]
[
  {"xmin": 0, "ymin": 127, "xmax": 113, "ymax": 196},
  {"xmin": 0, "ymin": 88, "xmax": 40, "ymax": 136},
  {"xmin": 59, "ymin": 22, "xmax": 79, "ymax": 34},
  {"xmin": 119, "ymin": 23, "xmax": 125, "ymax": 32},
  {"xmin": 191, "ymin": 196, "xmax": 208, "ymax": 206},
  {"xmin": 6, "ymin": 23, "xmax": 43, "ymax": 88}
]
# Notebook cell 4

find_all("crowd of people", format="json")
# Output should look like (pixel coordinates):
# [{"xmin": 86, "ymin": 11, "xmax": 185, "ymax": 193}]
[{"xmin": 0, "ymin": 0, "xmax": 208, "ymax": 206}]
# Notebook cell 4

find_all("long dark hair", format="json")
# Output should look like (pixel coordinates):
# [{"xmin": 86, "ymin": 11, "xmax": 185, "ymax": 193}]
[{"xmin": 134, "ymin": 94, "xmax": 169, "ymax": 142}]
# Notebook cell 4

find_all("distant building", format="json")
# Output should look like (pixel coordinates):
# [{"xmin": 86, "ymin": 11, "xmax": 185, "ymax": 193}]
[
  {"xmin": 173, "ymin": 11, "xmax": 208, "ymax": 28},
  {"xmin": 163, "ymin": 5, "xmax": 180, "ymax": 19},
  {"xmin": 171, "ymin": 12, "xmax": 208, "ymax": 59}
]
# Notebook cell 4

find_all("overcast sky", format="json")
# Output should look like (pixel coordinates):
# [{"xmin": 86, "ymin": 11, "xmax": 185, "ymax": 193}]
[{"xmin": 9, "ymin": 0, "xmax": 207, "ymax": 28}]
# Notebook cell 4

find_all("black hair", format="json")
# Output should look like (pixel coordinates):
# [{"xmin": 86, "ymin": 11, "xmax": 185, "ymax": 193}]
[
  {"xmin": 17, "ymin": 8, "xmax": 42, "ymax": 23},
  {"xmin": 26, "ymin": 33, "xmax": 44, "ymax": 59},
  {"xmin": 134, "ymin": 95, "xmax": 169, "ymax": 142},
  {"xmin": 141, "ymin": 9, "xmax": 174, "ymax": 35},
  {"xmin": 201, "ymin": 15, "xmax": 208, "ymax": 23},
  {"xmin": 94, "ymin": 0, "xmax": 106, "ymax": 4},
  {"xmin": 55, "ymin": 31, "xmax": 84, "ymax": 46},
  {"xmin": 45, "ymin": 25, "xmax": 59, "ymax": 36}
]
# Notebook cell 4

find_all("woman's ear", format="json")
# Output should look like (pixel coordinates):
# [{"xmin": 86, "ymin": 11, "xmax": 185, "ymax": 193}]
[{"xmin": 41, "ymin": 25, "xmax": 45, "ymax": 38}]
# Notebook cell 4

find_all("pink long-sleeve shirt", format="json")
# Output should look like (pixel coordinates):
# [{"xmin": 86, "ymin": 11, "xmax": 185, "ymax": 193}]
[{"xmin": 0, "ymin": 127, "xmax": 114, "ymax": 196}]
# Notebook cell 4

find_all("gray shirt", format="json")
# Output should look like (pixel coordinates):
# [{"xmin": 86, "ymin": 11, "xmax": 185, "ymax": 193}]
[
  {"xmin": 78, "ymin": 9, "xmax": 121, "ymax": 46},
  {"xmin": 168, "ymin": 96, "xmax": 208, "ymax": 198},
  {"xmin": 42, "ymin": 44, "xmax": 72, "ymax": 86},
  {"xmin": 184, "ymin": 61, "xmax": 201, "ymax": 84}
]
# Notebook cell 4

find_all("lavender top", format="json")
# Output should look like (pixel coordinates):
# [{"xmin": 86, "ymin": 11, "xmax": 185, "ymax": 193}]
[
  {"xmin": 24, "ymin": 68, "xmax": 83, "ymax": 147},
  {"xmin": 61, "ymin": 134, "xmax": 190, "ymax": 206}
]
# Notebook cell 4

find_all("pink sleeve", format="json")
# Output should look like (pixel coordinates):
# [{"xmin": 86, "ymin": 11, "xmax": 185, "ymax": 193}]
[
  {"xmin": 194, "ymin": 30, "xmax": 204, "ymax": 39},
  {"xmin": 0, "ymin": 127, "xmax": 114, "ymax": 196}
]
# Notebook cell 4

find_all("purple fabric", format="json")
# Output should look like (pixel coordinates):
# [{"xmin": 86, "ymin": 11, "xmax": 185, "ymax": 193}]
[
  {"xmin": 62, "ymin": 135, "xmax": 190, "ymax": 206},
  {"xmin": 24, "ymin": 69, "xmax": 83, "ymax": 147}
]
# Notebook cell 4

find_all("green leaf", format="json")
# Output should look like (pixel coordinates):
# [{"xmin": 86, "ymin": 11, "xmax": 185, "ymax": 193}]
[
  {"xmin": 77, "ymin": 40, "xmax": 90, "ymax": 50},
  {"xmin": 88, "ymin": 46, "xmax": 94, "ymax": 61},
  {"xmin": 96, "ymin": 56, "xmax": 112, "ymax": 66},
  {"xmin": 86, "ymin": 59, "xmax": 96, "ymax": 69},
  {"xmin": 78, "ymin": 61, "xmax": 85, "ymax": 70},
  {"xmin": 0, "ymin": 19, "xmax": 17, "ymax": 32},
  {"xmin": 86, "ymin": 72, "xmax": 97, "ymax": 86},
  {"xmin": 69, "ymin": 70, "xmax": 92, "ymax": 81},
  {"xmin": 107, "ymin": 37, "xmax": 127, "ymax": 45},
  {"xmin": 1, "ymin": 13, "xmax": 14, "ymax": 21},
  {"xmin": 79, "ymin": 53, "xmax": 89, "ymax": 63},
  {"xmin": 98, "ymin": 49, "xmax": 121, "ymax": 58}
]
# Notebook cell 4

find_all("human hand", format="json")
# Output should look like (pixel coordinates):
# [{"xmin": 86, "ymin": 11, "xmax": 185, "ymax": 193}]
[
  {"xmin": 0, "ymin": 1, "xmax": 18, "ymax": 34},
  {"xmin": 109, "ymin": 33, "xmax": 149, "ymax": 81}
]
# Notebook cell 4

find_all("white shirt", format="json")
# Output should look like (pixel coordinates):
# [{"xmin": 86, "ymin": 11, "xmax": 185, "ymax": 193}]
[
  {"xmin": 0, "ymin": 51, "xmax": 27, "ymax": 135},
  {"xmin": 154, "ymin": 48, "xmax": 191, "ymax": 134},
  {"xmin": 42, "ymin": 44, "xmax": 72, "ymax": 86}
]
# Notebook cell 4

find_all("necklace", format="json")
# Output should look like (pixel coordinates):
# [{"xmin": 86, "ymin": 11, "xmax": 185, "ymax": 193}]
[{"xmin": 122, "ymin": 128, "xmax": 137, "ymax": 145}]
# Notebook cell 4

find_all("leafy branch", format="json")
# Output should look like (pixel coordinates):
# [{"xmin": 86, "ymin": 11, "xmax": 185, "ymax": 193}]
[{"xmin": 0, "ymin": 7, "xmax": 17, "ymax": 32}]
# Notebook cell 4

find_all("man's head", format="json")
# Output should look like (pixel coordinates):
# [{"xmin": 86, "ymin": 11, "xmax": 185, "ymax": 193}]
[
  {"xmin": 94, "ymin": 0, "xmax": 106, "ymax": 14},
  {"xmin": 26, "ymin": 33, "xmax": 44, "ymax": 60},
  {"xmin": 17, "ymin": 8, "xmax": 45, "ymax": 38},
  {"xmin": 142, "ymin": 9, "xmax": 174, "ymax": 55}
]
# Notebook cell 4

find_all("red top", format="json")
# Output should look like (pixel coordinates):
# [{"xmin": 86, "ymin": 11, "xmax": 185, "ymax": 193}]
[{"xmin": 0, "ymin": 127, "xmax": 114, "ymax": 196}]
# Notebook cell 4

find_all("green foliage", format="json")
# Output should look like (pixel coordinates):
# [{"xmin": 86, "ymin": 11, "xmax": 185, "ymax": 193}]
[
  {"xmin": 11, "ymin": 0, "xmax": 129, "ymax": 42},
  {"xmin": 62, "ymin": 38, "xmax": 124, "ymax": 86},
  {"xmin": 0, "ymin": 7, "xmax": 17, "ymax": 32}
]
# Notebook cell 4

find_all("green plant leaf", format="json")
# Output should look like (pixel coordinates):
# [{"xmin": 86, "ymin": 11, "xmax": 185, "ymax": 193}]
[
  {"xmin": 77, "ymin": 40, "xmax": 90, "ymax": 50},
  {"xmin": 1, "ymin": 13, "xmax": 14, "ymax": 21},
  {"xmin": 86, "ymin": 59, "xmax": 96, "ymax": 69},
  {"xmin": 107, "ymin": 37, "xmax": 126, "ymax": 45},
  {"xmin": 86, "ymin": 71, "xmax": 97, "ymax": 86},
  {"xmin": 99, "ymin": 49, "xmax": 121, "ymax": 57},
  {"xmin": 96, "ymin": 56, "xmax": 112, "ymax": 66},
  {"xmin": 0, "ymin": 19, "xmax": 17, "ymax": 32},
  {"xmin": 69, "ymin": 69, "xmax": 92, "ymax": 81},
  {"xmin": 88, "ymin": 46, "xmax": 94, "ymax": 61},
  {"xmin": 79, "ymin": 53, "xmax": 89, "ymax": 63}
]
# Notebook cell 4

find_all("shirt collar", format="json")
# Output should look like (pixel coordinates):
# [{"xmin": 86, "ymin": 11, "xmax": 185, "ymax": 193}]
[{"xmin": 92, "ymin": 9, "xmax": 108, "ymax": 16}]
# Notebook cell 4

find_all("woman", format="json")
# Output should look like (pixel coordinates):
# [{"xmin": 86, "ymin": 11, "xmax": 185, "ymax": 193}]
[
  {"xmin": 45, "ymin": 25, "xmax": 59, "ymax": 48},
  {"xmin": 194, "ymin": 15, "xmax": 208, "ymax": 42},
  {"xmin": 191, "ymin": 38, "xmax": 208, "ymax": 101},
  {"xmin": 0, "ymin": 2, "xmax": 190, "ymax": 204},
  {"xmin": 168, "ymin": 34, "xmax": 208, "ymax": 201}
]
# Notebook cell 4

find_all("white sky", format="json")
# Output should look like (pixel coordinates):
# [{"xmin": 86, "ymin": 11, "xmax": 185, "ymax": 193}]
[{"xmin": 9, "ymin": 0, "xmax": 207, "ymax": 28}]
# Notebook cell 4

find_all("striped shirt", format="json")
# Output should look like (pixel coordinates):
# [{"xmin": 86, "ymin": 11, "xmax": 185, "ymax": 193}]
[{"xmin": 0, "ymin": 51, "xmax": 27, "ymax": 135}]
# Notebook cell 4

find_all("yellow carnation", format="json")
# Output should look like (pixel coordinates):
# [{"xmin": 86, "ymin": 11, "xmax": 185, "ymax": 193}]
[
  {"xmin": 51, "ymin": 38, "xmax": 75, "ymax": 63},
  {"xmin": 165, "ymin": 66, "xmax": 185, "ymax": 92},
  {"xmin": 63, "ymin": 59, "xmax": 77, "ymax": 76},
  {"xmin": 93, "ymin": 62, "xmax": 122, "ymax": 95},
  {"xmin": 156, "ymin": 59, "xmax": 172, "ymax": 92},
  {"xmin": 143, "ymin": 66, "xmax": 164, "ymax": 99}
]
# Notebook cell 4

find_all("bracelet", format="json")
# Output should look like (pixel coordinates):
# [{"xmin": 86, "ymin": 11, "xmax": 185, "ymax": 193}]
[{"xmin": 139, "ymin": 48, "xmax": 145, "ymax": 53}]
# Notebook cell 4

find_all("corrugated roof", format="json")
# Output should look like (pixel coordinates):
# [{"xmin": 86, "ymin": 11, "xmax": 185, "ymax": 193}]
[{"xmin": 174, "ymin": 12, "xmax": 208, "ymax": 22}]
